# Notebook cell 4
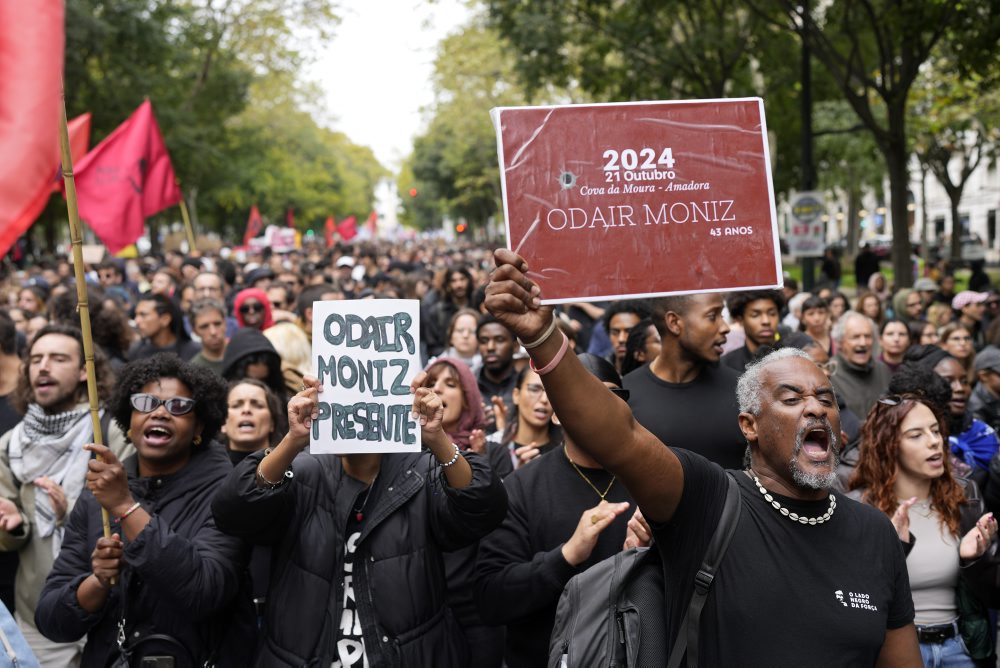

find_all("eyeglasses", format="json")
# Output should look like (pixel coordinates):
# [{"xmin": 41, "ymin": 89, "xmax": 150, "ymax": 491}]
[
  {"xmin": 130, "ymin": 393, "xmax": 196, "ymax": 416},
  {"xmin": 239, "ymin": 303, "xmax": 264, "ymax": 315}
]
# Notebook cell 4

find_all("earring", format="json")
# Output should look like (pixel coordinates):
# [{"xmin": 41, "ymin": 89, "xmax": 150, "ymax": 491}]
[
  {"xmin": 193, "ymin": 435, "xmax": 202, "ymax": 446},
  {"xmin": 126, "ymin": 429, "xmax": 132, "ymax": 441}
]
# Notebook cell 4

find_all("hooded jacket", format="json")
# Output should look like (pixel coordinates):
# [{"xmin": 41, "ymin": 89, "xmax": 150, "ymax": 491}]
[
  {"xmin": 212, "ymin": 449, "xmax": 507, "ymax": 667},
  {"xmin": 35, "ymin": 443, "xmax": 255, "ymax": 667},
  {"xmin": 233, "ymin": 288, "xmax": 274, "ymax": 331},
  {"xmin": 220, "ymin": 328, "xmax": 283, "ymax": 389}
]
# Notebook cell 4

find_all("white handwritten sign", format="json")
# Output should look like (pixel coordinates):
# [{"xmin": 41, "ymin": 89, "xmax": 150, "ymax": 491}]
[{"xmin": 310, "ymin": 299, "xmax": 421, "ymax": 454}]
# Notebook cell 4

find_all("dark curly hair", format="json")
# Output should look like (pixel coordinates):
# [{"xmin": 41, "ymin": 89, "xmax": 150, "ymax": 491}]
[
  {"xmin": 849, "ymin": 394, "xmax": 964, "ymax": 536},
  {"xmin": 726, "ymin": 290, "xmax": 785, "ymax": 320},
  {"xmin": 110, "ymin": 354, "xmax": 227, "ymax": 444},
  {"xmin": 48, "ymin": 286, "xmax": 133, "ymax": 361}
]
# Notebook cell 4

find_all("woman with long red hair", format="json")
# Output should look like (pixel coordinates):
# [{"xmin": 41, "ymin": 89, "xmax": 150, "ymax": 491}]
[{"xmin": 849, "ymin": 394, "xmax": 999, "ymax": 666}]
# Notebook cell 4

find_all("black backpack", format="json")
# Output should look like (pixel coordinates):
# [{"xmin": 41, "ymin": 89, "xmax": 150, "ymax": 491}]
[{"xmin": 548, "ymin": 472, "xmax": 742, "ymax": 668}]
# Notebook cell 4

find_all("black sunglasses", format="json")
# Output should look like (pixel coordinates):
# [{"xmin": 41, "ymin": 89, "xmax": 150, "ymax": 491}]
[
  {"xmin": 610, "ymin": 387, "xmax": 630, "ymax": 401},
  {"xmin": 130, "ymin": 393, "xmax": 196, "ymax": 416},
  {"xmin": 240, "ymin": 303, "xmax": 264, "ymax": 315}
]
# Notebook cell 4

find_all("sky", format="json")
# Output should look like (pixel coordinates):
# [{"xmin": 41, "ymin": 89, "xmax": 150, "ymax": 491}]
[{"xmin": 308, "ymin": 1, "xmax": 473, "ymax": 172}]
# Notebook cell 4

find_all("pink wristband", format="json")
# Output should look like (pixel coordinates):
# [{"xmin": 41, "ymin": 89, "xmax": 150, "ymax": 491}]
[{"xmin": 530, "ymin": 331, "xmax": 570, "ymax": 376}]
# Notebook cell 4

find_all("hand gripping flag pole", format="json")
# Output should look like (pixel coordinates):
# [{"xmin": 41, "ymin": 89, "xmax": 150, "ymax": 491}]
[{"xmin": 59, "ymin": 97, "xmax": 112, "ymax": 541}]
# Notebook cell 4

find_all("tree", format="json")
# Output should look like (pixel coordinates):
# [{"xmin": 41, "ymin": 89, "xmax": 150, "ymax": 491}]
[
  {"xmin": 765, "ymin": 0, "xmax": 1000, "ymax": 287},
  {"xmin": 813, "ymin": 100, "xmax": 884, "ymax": 255},
  {"xmin": 404, "ymin": 19, "xmax": 529, "ymax": 231},
  {"xmin": 910, "ymin": 58, "xmax": 1000, "ymax": 261}
]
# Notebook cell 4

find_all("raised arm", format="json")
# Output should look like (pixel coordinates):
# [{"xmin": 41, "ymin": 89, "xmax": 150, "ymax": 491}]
[{"xmin": 485, "ymin": 249, "xmax": 683, "ymax": 522}]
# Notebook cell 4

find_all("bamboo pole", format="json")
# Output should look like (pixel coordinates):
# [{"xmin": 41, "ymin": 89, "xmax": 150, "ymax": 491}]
[
  {"xmin": 58, "ymin": 98, "xmax": 111, "ymax": 539},
  {"xmin": 178, "ymin": 189, "xmax": 196, "ymax": 253}
]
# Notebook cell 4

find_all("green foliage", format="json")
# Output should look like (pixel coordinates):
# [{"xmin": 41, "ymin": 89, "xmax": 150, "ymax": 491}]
[
  {"xmin": 403, "ymin": 19, "xmax": 528, "ymax": 231},
  {"xmin": 60, "ymin": 0, "xmax": 383, "ymax": 244}
]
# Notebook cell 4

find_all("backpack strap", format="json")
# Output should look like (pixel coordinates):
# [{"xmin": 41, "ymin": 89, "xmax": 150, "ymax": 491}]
[{"xmin": 666, "ymin": 471, "xmax": 742, "ymax": 668}]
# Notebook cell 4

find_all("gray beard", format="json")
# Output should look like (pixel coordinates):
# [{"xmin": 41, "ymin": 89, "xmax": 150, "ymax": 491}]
[{"xmin": 788, "ymin": 423, "xmax": 840, "ymax": 490}]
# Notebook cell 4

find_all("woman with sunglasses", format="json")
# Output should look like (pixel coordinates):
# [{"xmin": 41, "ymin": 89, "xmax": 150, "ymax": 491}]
[
  {"xmin": 487, "ymin": 366, "xmax": 563, "ymax": 470},
  {"xmin": 211, "ymin": 374, "xmax": 507, "ymax": 666},
  {"xmin": 35, "ymin": 354, "xmax": 255, "ymax": 666},
  {"xmin": 476, "ymin": 354, "xmax": 634, "ymax": 667},
  {"xmin": 849, "ymin": 393, "xmax": 999, "ymax": 666},
  {"xmin": 233, "ymin": 288, "xmax": 273, "ymax": 332}
]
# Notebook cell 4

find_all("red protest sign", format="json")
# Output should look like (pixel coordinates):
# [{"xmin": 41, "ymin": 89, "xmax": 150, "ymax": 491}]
[{"xmin": 492, "ymin": 99, "xmax": 782, "ymax": 304}]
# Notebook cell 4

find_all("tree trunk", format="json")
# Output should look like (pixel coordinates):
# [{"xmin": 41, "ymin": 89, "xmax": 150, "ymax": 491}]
[
  {"xmin": 950, "ymin": 193, "xmax": 963, "ymax": 262},
  {"xmin": 846, "ymin": 186, "xmax": 861, "ymax": 258},
  {"xmin": 885, "ymin": 133, "xmax": 913, "ymax": 288},
  {"xmin": 920, "ymin": 163, "xmax": 931, "ymax": 268}
]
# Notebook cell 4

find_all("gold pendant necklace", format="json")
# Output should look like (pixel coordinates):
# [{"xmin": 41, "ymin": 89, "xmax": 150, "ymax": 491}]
[{"xmin": 565, "ymin": 448, "xmax": 615, "ymax": 500}]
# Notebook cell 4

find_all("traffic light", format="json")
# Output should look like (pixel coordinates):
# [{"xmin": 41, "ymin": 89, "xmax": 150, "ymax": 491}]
[
  {"xmin": 408, "ymin": 187, "xmax": 418, "ymax": 198},
  {"xmin": 455, "ymin": 223, "xmax": 467, "ymax": 234}
]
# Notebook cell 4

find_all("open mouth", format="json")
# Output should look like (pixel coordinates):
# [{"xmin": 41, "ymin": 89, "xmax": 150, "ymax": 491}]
[
  {"xmin": 800, "ymin": 426, "xmax": 831, "ymax": 462},
  {"xmin": 927, "ymin": 452, "xmax": 944, "ymax": 467},
  {"xmin": 237, "ymin": 420, "xmax": 257, "ymax": 433},
  {"xmin": 143, "ymin": 425, "xmax": 174, "ymax": 446},
  {"xmin": 712, "ymin": 339, "xmax": 726, "ymax": 354}
]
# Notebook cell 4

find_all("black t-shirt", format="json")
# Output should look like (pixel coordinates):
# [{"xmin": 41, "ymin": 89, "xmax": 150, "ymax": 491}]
[
  {"xmin": 334, "ymin": 502, "xmax": 368, "ymax": 667},
  {"xmin": 654, "ymin": 450, "xmax": 913, "ymax": 666},
  {"xmin": 623, "ymin": 363, "xmax": 745, "ymax": 469},
  {"xmin": 476, "ymin": 446, "xmax": 633, "ymax": 667}
]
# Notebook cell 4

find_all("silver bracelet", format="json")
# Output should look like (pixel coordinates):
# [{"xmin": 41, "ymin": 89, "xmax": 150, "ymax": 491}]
[
  {"xmin": 439, "ymin": 443, "xmax": 462, "ymax": 468},
  {"xmin": 520, "ymin": 318, "xmax": 557, "ymax": 350}
]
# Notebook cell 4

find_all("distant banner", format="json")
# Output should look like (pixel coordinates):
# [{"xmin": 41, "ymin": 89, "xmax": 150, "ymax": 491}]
[
  {"xmin": 788, "ymin": 191, "xmax": 825, "ymax": 257},
  {"xmin": 492, "ymin": 98, "xmax": 782, "ymax": 304},
  {"xmin": 310, "ymin": 299, "xmax": 421, "ymax": 455}
]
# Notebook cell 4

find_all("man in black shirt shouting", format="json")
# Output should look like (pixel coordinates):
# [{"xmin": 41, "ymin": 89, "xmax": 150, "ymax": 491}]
[{"xmin": 485, "ymin": 249, "xmax": 920, "ymax": 667}]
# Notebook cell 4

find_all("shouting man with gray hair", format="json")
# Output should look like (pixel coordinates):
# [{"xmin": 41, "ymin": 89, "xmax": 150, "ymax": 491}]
[
  {"xmin": 831, "ymin": 311, "xmax": 891, "ymax": 419},
  {"xmin": 485, "ymin": 249, "xmax": 920, "ymax": 666}
]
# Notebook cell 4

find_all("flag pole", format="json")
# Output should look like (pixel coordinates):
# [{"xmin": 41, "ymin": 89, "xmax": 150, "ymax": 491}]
[
  {"xmin": 59, "ymin": 97, "xmax": 112, "ymax": 540},
  {"xmin": 177, "ymin": 186, "xmax": 196, "ymax": 253}
]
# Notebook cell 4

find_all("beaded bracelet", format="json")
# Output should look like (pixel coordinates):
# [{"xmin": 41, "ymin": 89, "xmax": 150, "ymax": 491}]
[
  {"xmin": 439, "ymin": 443, "xmax": 462, "ymax": 468},
  {"xmin": 530, "ymin": 331, "xmax": 570, "ymax": 376}
]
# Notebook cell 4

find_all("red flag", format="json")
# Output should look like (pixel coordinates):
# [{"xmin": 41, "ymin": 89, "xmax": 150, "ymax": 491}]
[
  {"xmin": 73, "ymin": 99, "xmax": 181, "ymax": 253},
  {"xmin": 365, "ymin": 211, "xmax": 378, "ymax": 238},
  {"xmin": 324, "ymin": 216, "xmax": 336, "ymax": 248},
  {"xmin": 286, "ymin": 207, "xmax": 295, "ymax": 229},
  {"xmin": 244, "ymin": 205, "xmax": 263, "ymax": 246},
  {"xmin": 53, "ymin": 114, "xmax": 92, "ymax": 193},
  {"xmin": 337, "ymin": 215, "xmax": 357, "ymax": 242},
  {"xmin": 0, "ymin": 0, "xmax": 65, "ymax": 258},
  {"xmin": 1, "ymin": 113, "xmax": 90, "ymax": 259}
]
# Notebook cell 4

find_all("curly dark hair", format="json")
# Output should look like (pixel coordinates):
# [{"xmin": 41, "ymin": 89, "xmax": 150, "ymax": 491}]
[
  {"xmin": 726, "ymin": 290, "xmax": 785, "ymax": 320},
  {"xmin": 849, "ymin": 394, "xmax": 964, "ymax": 536},
  {"xmin": 887, "ymin": 362, "xmax": 952, "ymax": 411},
  {"xmin": 110, "ymin": 354, "xmax": 228, "ymax": 444},
  {"xmin": 602, "ymin": 299, "xmax": 652, "ymax": 332}
]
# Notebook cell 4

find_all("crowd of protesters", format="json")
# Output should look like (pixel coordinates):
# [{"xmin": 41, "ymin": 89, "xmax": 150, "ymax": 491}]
[{"xmin": 0, "ymin": 239, "xmax": 997, "ymax": 665}]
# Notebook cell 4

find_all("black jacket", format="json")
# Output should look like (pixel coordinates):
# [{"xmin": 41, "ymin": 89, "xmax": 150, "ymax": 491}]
[
  {"xmin": 212, "ymin": 448, "xmax": 508, "ymax": 667},
  {"xmin": 35, "ymin": 443, "xmax": 255, "ymax": 667}
]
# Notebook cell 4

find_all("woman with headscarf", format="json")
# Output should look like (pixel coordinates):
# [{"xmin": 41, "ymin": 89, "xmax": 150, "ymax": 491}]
[{"xmin": 232, "ymin": 289, "xmax": 273, "ymax": 332}]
